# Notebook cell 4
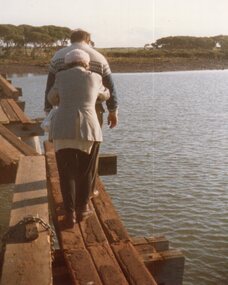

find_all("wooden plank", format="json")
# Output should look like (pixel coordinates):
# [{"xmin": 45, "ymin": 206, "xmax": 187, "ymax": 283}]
[
  {"xmin": 88, "ymin": 243, "xmax": 129, "ymax": 285},
  {"xmin": 7, "ymin": 99, "xmax": 31, "ymax": 123},
  {"xmin": 92, "ymin": 177, "xmax": 130, "ymax": 243},
  {"xmin": 0, "ymin": 99, "xmax": 19, "ymax": 122},
  {"xmin": 79, "ymin": 206, "xmax": 129, "ymax": 285},
  {"xmin": 112, "ymin": 242, "xmax": 157, "ymax": 285},
  {"xmin": 0, "ymin": 124, "xmax": 38, "ymax": 155},
  {"xmin": 64, "ymin": 249, "xmax": 102, "ymax": 285},
  {"xmin": 1, "ymin": 156, "xmax": 52, "ymax": 285},
  {"xmin": 0, "ymin": 134, "xmax": 25, "ymax": 183},
  {"xmin": 98, "ymin": 154, "xmax": 117, "ymax": 176},
  {"xmin": 6, "ymin": 122, "xmax": 44, "ymax": 137},
  {"xmin": 0, "ymin": 105, "xmax": 9, "ymax": 123},
  {"xmin": 0, "ymin": 74, "xmax": 20, "ymax": 98},
  {"xmin": 0, "ymin": 135, "xmax": 23, "ymax": 162},
  {"xmin": 52, "ymin": 250, "xmax": 73, "ymax": 285},
  {"xmin": 132, "ymin": 236, "xmax": 169, "ymax": 252},
  {"xmin": 0, "ymin": 147, "xmax": 18, "ymax": 184},
  {"xmin": 91, "ymin": 179, "xmax": 157, "ymax": 284}
]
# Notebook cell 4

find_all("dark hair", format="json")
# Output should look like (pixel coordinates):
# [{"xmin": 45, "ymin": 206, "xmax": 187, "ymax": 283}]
[{"xmin": 70, "ymin": 29, "xmax": 91, "ymax": 43}]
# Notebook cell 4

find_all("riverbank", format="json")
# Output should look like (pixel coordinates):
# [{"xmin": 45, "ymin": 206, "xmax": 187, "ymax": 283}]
[{"xmin": 1, "ymin": 57, "xmax": 228, "ymax": 75}]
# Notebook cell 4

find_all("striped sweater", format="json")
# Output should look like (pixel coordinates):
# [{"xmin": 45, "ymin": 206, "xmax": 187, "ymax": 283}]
[{"xmin": 45, "ymin": 42, "xmax": 118, "ymax": 112}]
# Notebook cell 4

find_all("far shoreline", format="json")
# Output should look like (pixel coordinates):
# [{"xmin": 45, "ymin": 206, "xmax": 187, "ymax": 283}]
[{"xmin": 1, "ymin": 58, "xmax": 228, "ymax": 75}]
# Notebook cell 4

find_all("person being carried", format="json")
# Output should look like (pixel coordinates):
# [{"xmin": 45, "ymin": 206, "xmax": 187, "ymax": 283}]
[{"xmin": 47, "ymin": 49, "xmax": 110, "ymax": 227}]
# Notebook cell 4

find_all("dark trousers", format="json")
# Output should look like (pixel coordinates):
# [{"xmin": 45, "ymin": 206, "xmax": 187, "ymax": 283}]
[{"xmin": 55, "ymin": 143, "xmax": 100, "ymax": 213}]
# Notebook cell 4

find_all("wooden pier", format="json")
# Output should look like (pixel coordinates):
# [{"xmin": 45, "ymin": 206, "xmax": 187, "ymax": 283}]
[{"xmin": 0, "ymin": 74, "xmax": 185, "ymax": 285}]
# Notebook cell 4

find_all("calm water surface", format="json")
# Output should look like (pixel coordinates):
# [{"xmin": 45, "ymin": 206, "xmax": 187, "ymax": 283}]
[{"xmin": 0, "ymin": 70, "xmax": 228, "ymax": 285}]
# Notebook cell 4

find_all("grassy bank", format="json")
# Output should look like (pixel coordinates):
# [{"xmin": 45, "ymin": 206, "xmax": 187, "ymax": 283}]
[{"xmin": 1, "ymin": 47, "xmax": 228, "ymax": 74}]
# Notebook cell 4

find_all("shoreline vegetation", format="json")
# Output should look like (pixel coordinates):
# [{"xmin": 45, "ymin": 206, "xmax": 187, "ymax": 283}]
[
  {"xmin": 1, "ymin": 24, "xmax": 228, "ymax": 74},
  {"xmin": 1, "ymin": 56, "xmax": 228, "ymax": 75}
]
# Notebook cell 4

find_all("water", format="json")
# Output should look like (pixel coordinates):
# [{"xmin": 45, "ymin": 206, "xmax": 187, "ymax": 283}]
[{"xmin": 1, "ymin": 70, "xmax": 228, "ymax": 284}]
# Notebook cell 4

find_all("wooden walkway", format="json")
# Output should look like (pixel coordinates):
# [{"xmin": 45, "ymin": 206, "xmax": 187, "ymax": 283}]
[
  {"xmin": 1, "ymin": 156, "xmax": 52, "ymax": 285},
  {"xmin": 0, "ymin": 74, "xmax": 185, "ymax": 285}
]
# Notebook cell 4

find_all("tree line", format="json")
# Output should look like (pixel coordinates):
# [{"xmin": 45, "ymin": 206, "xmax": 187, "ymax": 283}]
[
  {"xmin": 0, "ymin": 24, "xmax": 72, "ymax": 59},
  {"xmin": 0, "ymin": 24, "xmax": 71, "ymax": 49},
  {"xmin": 145, "ymin": 35, "xmax": 228, "ymax": 50}
]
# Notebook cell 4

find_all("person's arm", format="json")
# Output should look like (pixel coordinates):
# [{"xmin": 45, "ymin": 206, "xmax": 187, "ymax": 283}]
[
  {"xmin": 102, "ymin": 74, "xmax": 118, "ymax": 128},
  {"xmin": 44, "ymin": 72, "xmax": 56, "ymax": 112},
  {"xmin": 102, "ymin": 74, "xmax": 118, "ymax": 111}
]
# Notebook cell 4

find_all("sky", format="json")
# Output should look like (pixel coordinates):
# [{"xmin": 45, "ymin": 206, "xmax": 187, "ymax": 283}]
[{"xmin": 1, "ymin": 0, "xmax": 228, "ymax": 47}]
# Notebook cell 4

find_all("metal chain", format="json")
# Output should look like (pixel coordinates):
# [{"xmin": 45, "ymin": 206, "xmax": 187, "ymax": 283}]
[{"xmin": 1, "ymin": 215, "xmax": 56, "ymax": 261}]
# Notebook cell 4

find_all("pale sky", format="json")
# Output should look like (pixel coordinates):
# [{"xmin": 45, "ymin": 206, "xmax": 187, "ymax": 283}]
[{"xmin": 1, "ymin": 0, "xmax": 228, "ymax": 47}]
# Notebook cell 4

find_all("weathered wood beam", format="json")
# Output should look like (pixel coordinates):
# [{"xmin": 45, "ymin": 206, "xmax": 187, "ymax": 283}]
[
  {"xmin": 5, "ymin": 122, "xmax": 44, "ymax": 137},
  {"xmin": 0, "ymin": 124, "xmax": 38, "ymax": 155},
  {"xmin": 78, "ymin": 206, "xmax": 129, "ymax": 285},
  {"xmin": 0, "ymin": 156, "xmax": 52, "ymax": 285},
  {"xmin": 92, "ymin": 178, "xmax": 157, "ymax": 285},
  {"xmin": 0, "ymin": 149, "xmax": 18, "ymax": 184},
  {"xmin": 143, "ymin": 250, "xmax": 185, "ymax": 285},
  {"xmin": 132, "ymin": 236, "xmax": 169, "ymax": 252},
  {"xmin": 0, "ymin": 74, "xmax": 20, "ymax": 98},
  {"xmin": 6, "ymin": 99, "xmax": 30, "ymax": 123},
  {"xmin": 0, "ymin": 125, "xmax": 39, "ymax": 183},
  {"xmin": 111, "ymin": 241, "xmax": 157, "ymax": 285},
  {"xmin": 0, "ymin": 99, "xmax": 19, "ymax": 122},
  {"xmin": 0, "ymin": 105, "xmax": 10, "ymax": 123},
  {"xmin": 92, "ymin": 178, "xmax": 130, "ymax": 243},
  {"xmin": 98, "ymin": 154, "xmax": 117, "ymax": 176},
  {"xmin": 132, "ymin": 236, "xmax": 185, "ymax": 285}
]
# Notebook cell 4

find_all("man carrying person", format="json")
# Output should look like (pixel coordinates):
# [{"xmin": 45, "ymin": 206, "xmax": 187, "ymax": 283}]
[{"xmin": 44, "ymin": 28, "xmax": 118, "ymax": 201}]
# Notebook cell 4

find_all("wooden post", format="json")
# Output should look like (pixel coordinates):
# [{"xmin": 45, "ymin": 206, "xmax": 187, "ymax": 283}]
[
  {"xmin": 132, "ymin": 236, "xmax": 185, "ymax": 285},
  {"xmin": 0, "ymin": 156, "xmax": 52, "ymax": 285}
]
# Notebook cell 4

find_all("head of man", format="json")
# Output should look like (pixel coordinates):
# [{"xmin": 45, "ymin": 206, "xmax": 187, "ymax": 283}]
[
  {"xmin": 70, "ymin": 29, "xmax": 91, "ymax": 44},
  {"xmin": 64, "ymin": 49, "xmax": 90, "ymax": 69}
]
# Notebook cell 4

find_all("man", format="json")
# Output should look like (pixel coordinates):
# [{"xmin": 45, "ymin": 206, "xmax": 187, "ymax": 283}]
[{"xmin": 44, "ymin": 29, "xmax": 118, "ymax": 128}]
